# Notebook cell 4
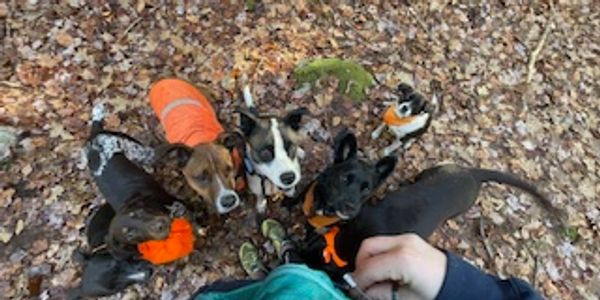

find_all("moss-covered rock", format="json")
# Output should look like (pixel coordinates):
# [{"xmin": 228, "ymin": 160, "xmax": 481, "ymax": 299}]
[{"xmin": 293, "ymin": 58, "xmax": 375, "ymax": 102}]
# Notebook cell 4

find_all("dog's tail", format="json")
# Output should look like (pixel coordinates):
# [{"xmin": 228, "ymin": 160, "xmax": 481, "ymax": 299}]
[
  {"xmin": 242, "ymin": 85, "xmax": 255, "ymax": 108},
  {"xmin": 90, "ymin": 103, "xmax": 106, "ymax": 137},
  {"xmin": 470, "ymin": 168, "xmax": 565, "ymax": 224}
]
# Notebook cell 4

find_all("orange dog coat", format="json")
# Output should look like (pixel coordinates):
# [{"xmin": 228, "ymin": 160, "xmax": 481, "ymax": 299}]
[
  {"xmin": 383, "ymin": 105, "xmax": 418, "ymax": 127},
  {"xmin": 149, "ymin": 79, "xmax": 224, "ymax": 147},
  {"xmin": 137, "ymin": 218, "xmax": 195, "ymax": 265}
]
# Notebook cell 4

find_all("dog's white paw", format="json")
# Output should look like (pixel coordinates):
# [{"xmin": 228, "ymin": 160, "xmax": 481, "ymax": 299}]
[{"xmin": 256, "ymin": 198, "xmax": 267, "ymax": 214}]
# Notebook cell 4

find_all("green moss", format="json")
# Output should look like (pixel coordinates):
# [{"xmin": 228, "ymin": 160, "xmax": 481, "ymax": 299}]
[
  {"xmin": 293, "ymin": 58, "xmax": 375, "ymax": 102},
  {"xmin": 561, "ymin": 226, "xmax": 579, "ymax": 242},
  {"xmin": 245, "ymin": 0, "xmax": 257, "ymax": 11}
]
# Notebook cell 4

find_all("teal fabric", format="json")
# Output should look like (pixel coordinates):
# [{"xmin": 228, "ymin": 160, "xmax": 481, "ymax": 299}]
[{"xmin": 196, "ymin": 264, "xmax": 350, "ymax": 300}]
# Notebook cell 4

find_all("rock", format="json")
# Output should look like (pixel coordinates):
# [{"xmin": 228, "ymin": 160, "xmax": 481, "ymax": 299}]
[{"xmin": 31, "ymin": 239, "xmax": 49, "ymax": 255}]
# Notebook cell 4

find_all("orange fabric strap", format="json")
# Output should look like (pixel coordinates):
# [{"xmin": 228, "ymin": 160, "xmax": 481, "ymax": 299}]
[
  {"xmin": 231, "ymin": 148, "xmax": 246, "ymax": 191},
  {"xmin": 149, "ymin": 79, "xmax": 224, "ymax": 147},
  {"xmin": 323, "ymin": 226, "xmax": 347, "ymax": 267},
  {"xmin": 302, "ymin": 182, "xmax": 340, "ymax": 230},
  {"xmin": 383, "ymin": 105, "xmax": 418, "ymax": 126},
  {"xmin": 137, "ymin": 218, "xmax": 195, "ymax": 265}
]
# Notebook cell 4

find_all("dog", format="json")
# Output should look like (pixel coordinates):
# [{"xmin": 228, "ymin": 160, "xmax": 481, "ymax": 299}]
[
  {"xmin": 237, "ymin": 85, "xmax": 310, "ymax": 213},
  {"xmin": 300, "ymin": 148, "xmax": 564, "ymax": 279},
  {"xmin": 371, "ymin": 83, "xmax": 439, "ymax": 155},
  {"xmin": 85, "ymin": 104, "xmax": 186, "ymax": 260},
  {"xmin": 149, "ymin": 78, "xmax": 244, "ymax": 214},
  {"xmin": 67, "ymin": 205, "xmax": 154, "ymax": 299}
]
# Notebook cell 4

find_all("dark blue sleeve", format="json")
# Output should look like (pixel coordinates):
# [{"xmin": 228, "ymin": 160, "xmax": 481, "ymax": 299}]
[{"xmin": 435, "ymin": 252, "xmax": 544, "ymax": 300}]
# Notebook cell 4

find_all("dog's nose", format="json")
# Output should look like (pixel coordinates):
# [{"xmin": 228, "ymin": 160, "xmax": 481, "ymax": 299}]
[
  {"xmin": 220, "ymin": 194, "xmax": 237, "ymax": 208},
  {"xmin": 280, "ymin": 172, "xmax": 296, "ymax": 185}
]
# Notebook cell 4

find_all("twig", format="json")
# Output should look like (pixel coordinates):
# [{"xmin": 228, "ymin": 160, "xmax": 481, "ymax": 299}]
[
  {"xmin": 0, "ymin": 81, "xmax": 23, "ymax": 89},
  {"xmin": 526, "ymin": 19, "xmax": 553, "ymax": 83},
  {"xmin": 479, "ymin": 217, "xmax": 497, "ymax": 271},
  {"xmin": 408, "ymin": 7, "xmax": 431, "ymax": 38},
  {"xmin": 522, "ymin": 242, "xmax": 539, "ymax": 287},
  {"xmin": 118, "ymin": 6, "xmax": 159, "ymax": 42}
]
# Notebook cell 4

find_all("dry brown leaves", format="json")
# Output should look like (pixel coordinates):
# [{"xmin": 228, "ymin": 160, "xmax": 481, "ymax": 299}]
[{"xmin": 0, "ymin": 1, "xmax": 598, "ymax": 299}]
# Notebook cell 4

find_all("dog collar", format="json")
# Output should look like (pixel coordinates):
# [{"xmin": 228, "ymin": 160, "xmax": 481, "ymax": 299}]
[
  {"xmin": 383, "ymin": 105, "xmax": 418, "ymax": 126},
  {"xmin": 323, "ymin": 226, "xmax": 348, "ymax": 267},
  {"xmin": 231, "ymin": 148, "xmax": 246, "ymax": 191},
  {"xmin": 302, "ymin": 182, "xmax": 341, "ymax": 230}
]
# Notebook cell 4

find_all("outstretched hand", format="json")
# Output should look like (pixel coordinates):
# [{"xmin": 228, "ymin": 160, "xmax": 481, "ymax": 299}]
[{"xmin": 352, "ymin": 234, "xmax": 447, "ymax": 300}]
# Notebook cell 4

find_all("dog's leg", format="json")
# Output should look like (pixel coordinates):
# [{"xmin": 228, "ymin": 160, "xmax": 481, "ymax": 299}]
[
  {"xmin": 297, "ymin": 147, "xmax": 306, "ymax": 160},
  {"xmin": 371, "ymin": 123, "xmax": 386, "ymax": 140},
  {"xmin": 402, "ymin": 138, "xmax": 415, "ymax": 150},
  {"xmin": 256, "ymin": 196, "xmax": 267, "ymax": 214},
  {"xmin": 382, "ymin": 139, "xmax": 403, "ymax": 156}
]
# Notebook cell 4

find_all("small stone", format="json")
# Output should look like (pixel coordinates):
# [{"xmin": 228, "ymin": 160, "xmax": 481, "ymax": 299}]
[
  {"xmin": 22, "ymin": 164, "xmax": 33, "ymax": 176},
  {"xmin": 0, "ymin": 227, "xmax": 13, "ymax": 243}
]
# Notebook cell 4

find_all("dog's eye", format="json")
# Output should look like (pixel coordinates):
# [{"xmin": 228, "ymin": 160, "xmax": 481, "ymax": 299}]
[
  {"xmin": 196, "ymin": 171, "xmax": 209, "ymax": 182},
  {"xmin": 259, "ymin": 146, "xmax": 274, "ymax": 161},
  {"xmin": 360, "ymin": 182, "xmax": 369, "ymax": 192}
]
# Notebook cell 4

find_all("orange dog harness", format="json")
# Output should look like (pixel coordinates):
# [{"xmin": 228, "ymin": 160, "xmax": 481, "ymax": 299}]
[
  {"xmin": 149, "ymin": 79, "xmax": 224, "ymax": 147},
  {"xmin": 383, "ymin": 105, "xmax": 418, "ymax": 126},
  {"xmin": 323, "ymin": 226, "xmax": 348, "ymax": 267},
  {"xmin": 302, "ymin": 182, "xmax": 341, "ymax": 230},
  {"xmin": 137, "ymin": 218, "xmax": 195, "ymax": 265}
]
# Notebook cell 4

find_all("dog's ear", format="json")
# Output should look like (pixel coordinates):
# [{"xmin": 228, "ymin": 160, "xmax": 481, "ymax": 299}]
[
  {"xmin": 106, "ymin": 234, "xmax": 137, "ymax": 261},
  {"xmin": 374, "ymin": 155, "xmax": 398, "ymax": 186},
  {"xmin": 86, "ymin": 204, "xmax": 115, "ymax": 249},
  {"xmin": 283, "ymin": 107, "xmax": 310, "ymax": 131},
  {"xmin": 237, "ymin": 109, "xmax": 260, "ymax": 137},
  {"xmin": 154, "ymin": 143, "xmax": 192, "ymax": 168},
  {"xmin": 333, "ymin": 128, "xmax": 357, "ymax": 163},
  {"xmin": 217, "ymin": 131, "xmax": 245, "ymax": 151}
]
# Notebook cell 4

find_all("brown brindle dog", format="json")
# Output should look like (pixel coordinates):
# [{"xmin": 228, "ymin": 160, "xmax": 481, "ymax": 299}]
[{"xmin": 150, "ymin": 79, "xmax": 245, "ymax": 214}]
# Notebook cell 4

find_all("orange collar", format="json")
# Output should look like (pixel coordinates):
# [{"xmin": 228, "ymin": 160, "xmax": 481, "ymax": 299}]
[
  {"xmin": 137, "ymin": 218, "xmax": 195, "ymax": 265},
  {"xmin": 383, "ymin": 105, "xmax": 418, "ymax": 126},
  {"xmin": 302, "ymin": 182, "xmax": 340, "ymax": 230},
  {"xmin": 231, "ymin": 148, "xmax": 246, "ymax": 192},
  {"xmin": 322, "ymin": 226, "xmax": 348, "ymax": 267}
]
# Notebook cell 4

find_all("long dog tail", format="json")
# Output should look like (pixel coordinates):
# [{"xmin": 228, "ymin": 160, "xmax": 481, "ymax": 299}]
[
  {"xmin": 242, "ymin": 85, "xmax": 255, "ymax": 108},
  {"xmin": 470, "ymin": 168, "xmax": 565, "ymax": 223},
  {"xmin": 90, "ymin": 103, "xmax": 106, "ymax": 137}
]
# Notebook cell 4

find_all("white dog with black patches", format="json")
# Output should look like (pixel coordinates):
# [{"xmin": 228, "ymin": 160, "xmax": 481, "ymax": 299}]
[
  {"xmin": 371, "ymin": 83, "xmax": 440, "ymax": 156},
  {"xmin": 238, "ymin": 86, "xmax": 309, "ymax": 214}
]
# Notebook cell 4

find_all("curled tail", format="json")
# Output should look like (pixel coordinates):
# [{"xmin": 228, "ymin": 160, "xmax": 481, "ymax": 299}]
[
  {"xmin": 90, "ymin": 103, "xmax": 106, "ymax": 137},
  {"xmin": 243, "ymin": 85, "xmax": 255, "ymax": 108},
  {"xmin": 471, "ymin": 168, "xmax": 565, "ymax": 223}
]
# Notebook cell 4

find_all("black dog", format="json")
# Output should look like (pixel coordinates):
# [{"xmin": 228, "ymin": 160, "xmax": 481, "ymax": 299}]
[
  {"xmin": 67, "ymin": 206, "xmax": 154, "ymax": 299},
  {"xmin": 85, "ymin": 104, "xmax": 183, "ymax": 259},
  {"xmin": 300, "ymin": 132, "xmax": 563, "ymax": 280}
]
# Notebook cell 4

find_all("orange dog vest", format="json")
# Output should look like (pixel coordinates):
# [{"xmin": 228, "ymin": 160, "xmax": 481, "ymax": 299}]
[
  {"xmin": 137, "ymin": 218, "xmax": 195, "ymax": 265},
  {"xmin": 149, "ymin": 79, "xmax": 224, "ymax": 147},
  {"xmin": 383, "ymin": 105, "xmax": 418, "ymax": 127}
]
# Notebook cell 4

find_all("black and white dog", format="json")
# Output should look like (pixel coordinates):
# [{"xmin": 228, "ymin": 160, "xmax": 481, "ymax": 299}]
[
  {"xmin": 371, "ymin": 83, "xmax": 439, "ymax": 155},
  {"xmin": 238, "ymin": 86, "xmax": 309, "ymax": 213}
]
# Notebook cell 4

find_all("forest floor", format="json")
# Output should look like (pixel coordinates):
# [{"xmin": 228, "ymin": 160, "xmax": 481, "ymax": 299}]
[{"xmin": 0, "ymin": 1, "xmax": 598, "ymax": 299}]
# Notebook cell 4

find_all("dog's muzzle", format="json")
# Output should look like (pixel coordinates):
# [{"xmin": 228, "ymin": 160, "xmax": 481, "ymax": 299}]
[{"xmin": 217, "ymin": 192, "xmax": 240, "ymax": 214}]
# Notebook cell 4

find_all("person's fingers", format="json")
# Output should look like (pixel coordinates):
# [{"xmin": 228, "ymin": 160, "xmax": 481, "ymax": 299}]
[
  {"xmin": 365, "ymin": 283, "xmax": 425, "ymax": 300},
  {"xmin": 353, "ymin": 249, "xmax": 411, "ymax": 290},
  {"xmin": 355, "ymin": 234, "xmax": 420, "ymax": 266}
]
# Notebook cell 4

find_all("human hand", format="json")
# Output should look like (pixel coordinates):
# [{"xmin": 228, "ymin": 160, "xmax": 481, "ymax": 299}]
[{"xmin": 352, "ymin": 234, "xmax": 447, "ymax": 300}]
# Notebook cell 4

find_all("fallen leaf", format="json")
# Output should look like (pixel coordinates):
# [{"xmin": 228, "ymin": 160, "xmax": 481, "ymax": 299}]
[{"xmin": 55, "ymin": 31, "xmax": 74, "ymax": 47}]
